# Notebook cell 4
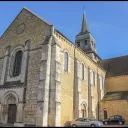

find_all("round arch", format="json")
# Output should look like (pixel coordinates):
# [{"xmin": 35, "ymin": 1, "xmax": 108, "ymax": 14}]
[{"xmin": 81, "ymin": 101, "xmax": 87, "ymax": 117}]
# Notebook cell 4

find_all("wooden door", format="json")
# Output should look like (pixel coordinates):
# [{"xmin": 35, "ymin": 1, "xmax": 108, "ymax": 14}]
[
  {"xmin": 8, "ymin": 104, "xmax": 17, "ymax": 124},
  {"xmin": 104, "ymin": 110, "xmax": 107, "ymax": 119}
]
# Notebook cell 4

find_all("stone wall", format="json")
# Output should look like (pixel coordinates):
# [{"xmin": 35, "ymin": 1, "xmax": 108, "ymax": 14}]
[
  {"xmin": 106, "ymin": 75, "xmax": 128, "ymax": 92},
  {"xmin": 55, "ymin": 31, "xmax": 106, "ymax": 126},
  {"xmin": 0, "ymin": 7, "xmax": 106, "ymax": 127},
  {"xmin": 101, "ymin": 100, "xmax": 128, "ymax": 121},
  {"xmin": 0, "ymin": 8, "xmax": 51, "ymax": 126}
]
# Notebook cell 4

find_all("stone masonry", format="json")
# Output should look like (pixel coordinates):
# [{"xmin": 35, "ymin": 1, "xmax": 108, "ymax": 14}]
[{"xmin": 0, "ymin": 7, "xmax": 106, "ymax": 127}]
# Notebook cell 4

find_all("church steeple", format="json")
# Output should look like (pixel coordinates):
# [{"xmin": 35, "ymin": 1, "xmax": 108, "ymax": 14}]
[
  {"xmin": 81, "ymin": 12, "xmax": 89, "ymax": 33},
  {"xmin": 75, "ymin": 11, "xmax": 100, "ymax": 62}
]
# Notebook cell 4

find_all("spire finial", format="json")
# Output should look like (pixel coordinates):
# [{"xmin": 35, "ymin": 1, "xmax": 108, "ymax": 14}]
[{"xmin": 81, "ymin": 8, "xmax": 89, "ymax": 33}]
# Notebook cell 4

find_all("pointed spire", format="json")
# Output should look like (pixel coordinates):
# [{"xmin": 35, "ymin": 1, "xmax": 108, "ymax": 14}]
[{"xmin": 81, "ymin": 12, "xmax": 89, "ymax": 33}]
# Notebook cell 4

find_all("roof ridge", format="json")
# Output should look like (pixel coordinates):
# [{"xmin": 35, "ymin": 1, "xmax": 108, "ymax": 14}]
[
  {"xmin": 102, "ymin": 54, "xmax": 128, "ymax": 61},
  {"xmin": 107, "ymin": 90, "xmax": 128, "ymax": 93}
]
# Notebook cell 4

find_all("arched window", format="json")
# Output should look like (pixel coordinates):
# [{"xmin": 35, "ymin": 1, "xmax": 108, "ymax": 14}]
[
  {"xmin": 64, "ymin": 52, "xmax": 68, "ymax": 72},
  {"xmin": 13, "ymin": 50, "xmax": 23, "ymax": 77}
]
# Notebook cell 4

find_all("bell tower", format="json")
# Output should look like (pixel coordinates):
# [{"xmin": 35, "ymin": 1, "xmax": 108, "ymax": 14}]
[{"xmin": 75, "ymin": 12, "xmax": 101, "ymax": 62}]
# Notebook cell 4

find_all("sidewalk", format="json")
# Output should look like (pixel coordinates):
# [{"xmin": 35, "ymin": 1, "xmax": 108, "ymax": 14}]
[{"xmin": 0, "ymin": 123, "xmax": 14, "ymax": 127}]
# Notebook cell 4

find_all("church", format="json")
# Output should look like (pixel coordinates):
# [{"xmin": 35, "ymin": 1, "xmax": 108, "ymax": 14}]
[{"xmin": 0, "ymin": 7, "xmax": 126, "ymax": 127}]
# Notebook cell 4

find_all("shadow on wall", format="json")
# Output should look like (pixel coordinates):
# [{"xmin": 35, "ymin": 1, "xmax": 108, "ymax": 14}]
[{"xmin": 64, "ymin": 121, "xmax": 71, "ymax": 127}]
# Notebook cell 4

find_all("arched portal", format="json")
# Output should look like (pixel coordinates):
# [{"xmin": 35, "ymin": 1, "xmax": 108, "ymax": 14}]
[
  {"xmin": 81, "ymin": 103, "xmax": 87, "ymax": 118},
  {"xmin": 6, "ymin": 96, "xmax": 17, "ymax": 124},
  {"xmin": 103, "ymin": 110, "xmax": 108, "ymax": 119}
]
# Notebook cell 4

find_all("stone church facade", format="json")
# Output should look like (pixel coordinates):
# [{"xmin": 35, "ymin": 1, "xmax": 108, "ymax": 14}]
[{"xmin": 0, "ymin": 8, "xmax": 106, "ymax": 126}]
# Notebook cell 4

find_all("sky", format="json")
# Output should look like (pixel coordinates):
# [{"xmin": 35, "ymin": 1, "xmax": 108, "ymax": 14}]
[{"xmin": 0, "ymin": 1, "xmax": 128, "ymax": 60}]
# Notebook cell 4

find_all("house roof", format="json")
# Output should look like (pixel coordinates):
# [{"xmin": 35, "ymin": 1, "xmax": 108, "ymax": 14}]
[
  {"xmin": 102, "ymin": 91, "xmax": 128, "ymax": 101},
  {"xmin": 98, "ymin": 55, "xmax": 128, "ymax": 77}
]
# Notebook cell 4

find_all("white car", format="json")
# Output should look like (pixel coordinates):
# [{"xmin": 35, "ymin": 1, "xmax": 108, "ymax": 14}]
[{"xmin": 70, "ymin": 117, "xmax": 103, "ymax": 127}]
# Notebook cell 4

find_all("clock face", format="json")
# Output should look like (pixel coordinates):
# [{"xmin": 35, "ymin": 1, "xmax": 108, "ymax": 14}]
[{"xmin": 16, "ymin": 23, "xmax": 25, "ymax": 34}]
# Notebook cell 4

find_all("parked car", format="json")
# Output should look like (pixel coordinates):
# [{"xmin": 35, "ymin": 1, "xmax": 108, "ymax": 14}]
[
  {"xmin": 103, "ymin": 115, "xmax": 125, "ymax": 125},
  {"xmin": 70, "ymin": 117, "xmax": 103, "ymax": 127}
]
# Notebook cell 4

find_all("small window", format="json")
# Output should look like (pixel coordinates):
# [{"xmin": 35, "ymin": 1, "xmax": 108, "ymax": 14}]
[
  {"xmin": 64, "ymin": 52, "xmax": 68, "ymax": 72},
  {"xmin": 85, "ymin": 40, "xmax": 87, "ymax": 45},
  {"xmin": 77, "ymin": 42, "xmax": 80, "ymax": 47},
  {"xmin": 91, "ymin": 41, "xmax": 93, "ymax": 46},
  {"xmin": 94, "ymin": 44, "xmax": 96, "ymax": 48},
  {"xmin": 13, "ymin": 50, "xmax": 23, "ymax": 77}
]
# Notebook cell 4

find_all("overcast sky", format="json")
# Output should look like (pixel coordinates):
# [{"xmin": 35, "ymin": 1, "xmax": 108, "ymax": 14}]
[{"xmin": 0, "ymin": 1, "xmax": 128, "ymax": 59}]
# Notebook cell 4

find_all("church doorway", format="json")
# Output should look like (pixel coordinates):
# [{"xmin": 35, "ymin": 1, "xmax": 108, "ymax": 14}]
[
  {"xmin": 8, "ymin": 104, "xmax": 17, "ymax": 124},
  {"xmin": 81, "ymin": 104, "xmax": 86, "ymax": 117},
  {"xmin": 6, "ymin": 96, "xmax": 17, "ymax": 124},
  {"xmin": 103, "ymin": 110, "xmax": 107, "ymax": 119}
]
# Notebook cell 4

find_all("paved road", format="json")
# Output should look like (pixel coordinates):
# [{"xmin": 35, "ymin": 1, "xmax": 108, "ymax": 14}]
[{"xmin": 0, "ymin": 124, "xmax": 128, "ymax": 127}]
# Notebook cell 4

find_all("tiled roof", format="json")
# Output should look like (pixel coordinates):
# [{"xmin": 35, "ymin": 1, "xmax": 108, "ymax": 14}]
[
  {"xmin": 98, "ymin": 55, "xmax": 128, "ymax": 77},
  {"xmin": 102, "ymin": 91, "xmax": 128, "ymax": 101}
]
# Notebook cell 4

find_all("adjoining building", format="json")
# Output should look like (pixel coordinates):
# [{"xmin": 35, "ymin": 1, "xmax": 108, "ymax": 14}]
[{"xmin": 98, "ymin": 55, "xmax": 128, "ymax": 121}]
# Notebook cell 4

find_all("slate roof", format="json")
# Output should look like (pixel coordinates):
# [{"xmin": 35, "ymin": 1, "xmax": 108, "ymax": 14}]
[
  {"xmin": 98, "ymin": 55, "xmax": 128, "ymax": 77},
  {"xmin": 102, "ymin": 91, "xmax": 128, "ymax": 101}
]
